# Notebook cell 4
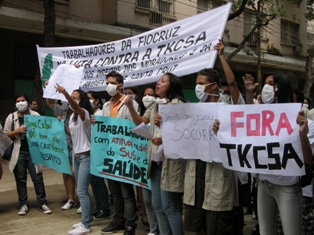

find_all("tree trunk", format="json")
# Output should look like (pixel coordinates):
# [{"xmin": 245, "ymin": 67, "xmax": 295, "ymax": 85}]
[
  {"xmin": 304, "ymin": 46, "xmax": 314, "ymax": 97},
  {"xmin": 32, "ymin": 0, "xmax": 56, "ymax": 114}
]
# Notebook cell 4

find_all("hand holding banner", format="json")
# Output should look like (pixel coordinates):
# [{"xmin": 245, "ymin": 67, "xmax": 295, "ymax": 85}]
[
  {"xmin": 217, "ymin": 103, "xmax": 305, "ymax": 176},
  {"xmin": 43, "ymin": 64, "xmax": 84, "ymax": 101}
]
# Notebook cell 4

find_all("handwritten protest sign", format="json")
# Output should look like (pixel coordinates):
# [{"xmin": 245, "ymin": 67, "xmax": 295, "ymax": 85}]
[
  {"xmin": 37, "ymin": 4, "xmax": 231, "ymax": 91},
  {"xmin": 43, "ymin": 64, "xmax": 84, "ymax": 102},
  {"xmin": 159, "ymin": 103, "xmax": 223, "ymax": 162},
  {"xmin": 25, "ymin": 115, "xmax": 71, "ymax": 175},
  {"xmin": 217, "ymin": 103, "xmax": 305, "ymax": 176},
  {"xmin": 90, "ymin": 116, "xmax": 150, "ymax": 189}
]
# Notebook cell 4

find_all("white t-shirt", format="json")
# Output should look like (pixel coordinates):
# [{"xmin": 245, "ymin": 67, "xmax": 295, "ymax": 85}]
[{"xmin": 69, "ymin": 109, "xmax": 91, "ymax": 155}]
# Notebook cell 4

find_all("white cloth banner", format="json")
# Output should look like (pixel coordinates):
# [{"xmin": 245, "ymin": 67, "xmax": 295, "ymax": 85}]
[
  {"xmin": 36, "ymin": 4, "xmax": 231, "ymax": 91},
  {"xmin": 217, "ymin": 103, "xmax": 305, "ymax": 176},
  {"xmin": 159, "ymin": 103, "xmax": 224, "ymax": 162},
  {"xmin": 43, "ymin": 64, "xmax": 84, "ymax": 102}
]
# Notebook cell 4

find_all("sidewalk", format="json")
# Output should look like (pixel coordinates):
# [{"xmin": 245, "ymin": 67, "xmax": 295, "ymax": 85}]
[{"xmin": 0, "ymin": 159, "xmax": 257, "ymax": 235}]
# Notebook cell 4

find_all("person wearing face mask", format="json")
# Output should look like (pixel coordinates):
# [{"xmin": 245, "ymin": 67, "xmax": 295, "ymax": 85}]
[
  {"xmin": 242, "ymin": 71, "xmax": 314, "ymax": 235},
  {"xmin": 125, "ymin": 87, "xmax": 140, "ymax": 104},
  {"xmin": 98, "ymin": 71, "xmax": 139, "ymax": 235},
  {"xmin": 4, "ymin": 93, "xmax": 52, "ymax": 216},
  {"xmin": 46, "ymin": 95, "xmax": 77, "ymax": 212},
  {"xmin": 138, "ymin": 84, "xmax": 160, "ymax": 235},
  {"xmin": 86, "ymin": 91, "xmax": 111, "ymax": 221},
  {"xmin": 184, "ymin": 40, "xmax": 245, "ymax": 235}
]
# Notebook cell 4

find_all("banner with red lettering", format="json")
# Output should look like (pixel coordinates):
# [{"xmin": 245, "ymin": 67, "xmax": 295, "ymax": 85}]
[{"xmin": 217, "ymin": 103, "xmax": 305, "ymax": 176}]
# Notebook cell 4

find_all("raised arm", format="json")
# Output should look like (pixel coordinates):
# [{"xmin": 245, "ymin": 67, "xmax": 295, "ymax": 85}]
[
  {"xmin": 55, "ymin": 84, "xmax": 86, "ymax": 121},
  {"xmin": 215, "ymin": 40, "xmax": 239, "ymax": 104},
  {"xmin": 297, "ymin": 111, "xmax": 313, "ymax": 164},
  {"xmin": 46, "ymin": 98, "xmax": 56, "ymax": 110},
  {"xmin": 124, "ymin": 96, "xmax": 150, "ymax": 125}
]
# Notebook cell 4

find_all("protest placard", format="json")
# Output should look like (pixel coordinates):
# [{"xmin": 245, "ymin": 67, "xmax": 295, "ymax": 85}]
[
  {"xmin": 43, "ymin": 64, "xmax": 84, "ymax": 102},
  {"xmin": 25, "ymin": 115, "xmax": 71, "ymax": 175},
  {"xmin": 37, "ymin": 4, "xmax": 231, "ymax": 91},
  {"xmin": 217, "ymin": 103, "xmax": 305, "ymax": 176},
  {"xmin": 90, "ymin": 116, "xmax": 150, "ymax": 189},
  {"xmin": 159, "ymin": 103, "xmax": 224, "ymax": 162}
]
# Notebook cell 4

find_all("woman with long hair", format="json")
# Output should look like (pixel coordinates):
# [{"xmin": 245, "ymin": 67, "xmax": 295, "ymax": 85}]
[
  {"xmin": 125, "ymin": 73, "xmax": 186, "ymax": 235},
  {"xmin": 55, "ymin": 85, "xmax": 93, "ymax": 235},
  {"xmin": 4, "ymin": 92, "xmax": 52, "ymax": 215}
]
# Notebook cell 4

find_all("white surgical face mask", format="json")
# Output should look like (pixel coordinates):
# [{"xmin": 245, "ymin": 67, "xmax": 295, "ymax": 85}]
[
  {"xmin": 106, "ymin": 83, "xmax": 118, "ymax": 96},
  {"xmin": 89, "ymin": 99, "xmax": 95, "ymax": 109},
  {"xmin": 195, "ymin": 83, "xmax": 219, "ymax": 102},
  {"xmin": 261, "ymin": 84, "xmax": 275, "ymax": 104},
  {"xmin": 16, "ymin": 101, "xmax": 28, "ymax": 112},
  {"xmin": 155, "ymin": 97, "xmax": 169, "ymax": 104},
  {"xmin": 303, "ymin": 104, "xmax": 309, "ymax": 109},
  {"xmin": 69, "ymin": 100, "xmax": 80, "ymax": 111},
  {"xmin": 220, "ymin": 94, "xmax": 231, "ymax": 104},
  {"xmin": 142, "ymin": 95, "xmax": 155, "ymax": 108}
]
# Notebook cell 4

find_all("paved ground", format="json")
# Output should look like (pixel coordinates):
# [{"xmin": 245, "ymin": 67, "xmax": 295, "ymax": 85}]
[{"xmin": 0, "ymin": 159, "xmax": 257, "ymax": 235}]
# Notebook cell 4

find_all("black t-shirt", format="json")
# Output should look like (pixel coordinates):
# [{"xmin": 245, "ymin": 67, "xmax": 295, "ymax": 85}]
[{"xmin": 18, "ymin": 117, "xmax": 29, "ymax": 150}]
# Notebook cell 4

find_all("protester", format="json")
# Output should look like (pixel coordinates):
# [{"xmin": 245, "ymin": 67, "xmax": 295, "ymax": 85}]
[
  {"xmin": 29, "ymin": 100, "xmax": 38, "ymax": 111},
  {"xmin": 125, "ymin": 72, "xmax": 186, "ymax": 235},
  {"xmin": 4, "ymin": 92, "xmax": 52, "ymax": 215},
  {"xmin": 125, "ymin": 86, "xmax": 141, "ymax": 104},
  {"xmin": 138, "ymin": 84, "xmax": 160, "ymax": 235},
  {"xmin": 183, "ymin": 40, "xmax": 243, "ymax": 235},
  {"xmin": 97, "ymin": 71, "xmax": 138, "ymax": 235},
  {"xmin": 86, "ymin": 91, "xmax": 111, "ymax": 220},
  {"xmin": 231, "ymin": 71, "xmax": 313, "ymax": 235},
  {"xmin": 55, "ymin": 85, "xmax": 93, "ymax": 235},
  {"xmin": 46, "ymin": 97, "xmax": 77, "ymax": 211}
]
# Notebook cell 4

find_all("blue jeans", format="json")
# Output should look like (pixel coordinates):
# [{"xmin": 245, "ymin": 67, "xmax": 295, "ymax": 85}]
[
  {"xmin": 257, "ymin": 180, "xmax": 302, "ymax": 235},
  {"xmin": 13, "ymin": 150, "xmax": 47, "ymax": 207},
  {"xmin": 143, "ymin": 188, "xmax": 159, "ymax": 234},
  {"xmin": 90, "ymin": 175, "xmax": 110, "ymax": 213},
  {"xmin": 151, "ymin": 162, "xmax": 184, "ymax": 235},
  {"xmin": 74, "ymin": 153, "xmax": 91, "ymax": 228}
]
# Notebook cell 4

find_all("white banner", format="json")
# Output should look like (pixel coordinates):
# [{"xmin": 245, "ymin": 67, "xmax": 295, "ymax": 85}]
[
  {"xmin": 43, "ymin": 64, "xmax": 84, "ymax": 102},
  {"xmin": 159, "ymin": 103, "xmax": 224, "ymax": 162},
  {"xmin": 217, "ymin": 103, "xmax": 305, "ymax": 176},
  {"xmin": 37, "ymin": 4, "xmax": 231, "ymax": 91}
]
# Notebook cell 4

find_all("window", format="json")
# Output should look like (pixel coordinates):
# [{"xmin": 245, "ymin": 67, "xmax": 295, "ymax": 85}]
[
  {"xmin": 281, "ymin": 20, "xmax": 299, "ymax": 45},
  {"xmin": 197, "ymin": 0, "xmax": 209, "ymax": 14},
  {"xmin": 136, "ymin": 0, "xmax": 150, "ymax": 10},
  {"xmin": 244, "ymin": 10, "xmax": 255, "ymax": 35}
]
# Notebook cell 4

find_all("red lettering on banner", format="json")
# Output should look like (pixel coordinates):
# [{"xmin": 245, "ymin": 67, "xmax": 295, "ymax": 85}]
[
  {"xmin": 275, "ymin": 113, "xmax": 293, "ymax": 136},
  {"xmin": 231, "ymin": 111, "xmax": 244, "ymax": 137},
  {"xmin": 262, "ymin": 111, "xmax": 275, "ymax": 136},
  {"xmin": 247, "ymin": 114, "xmax": 260, "ymax": 136}
]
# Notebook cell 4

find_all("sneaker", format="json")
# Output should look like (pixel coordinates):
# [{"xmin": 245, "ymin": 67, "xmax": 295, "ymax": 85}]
[
  {"xmin": 40, "ymin": 204, "xmax": 52, "ymax": 214},
  {"xmin": 62, "ymin": 200, "xmax": 76, "ymax": 210},
  {"xmin": 148, "ymin": 233, "xmax": 155, "ymax": 235},
  {"xmin": 93, "ymin": 210, "xmax": 111, "ymax": 221},
  {"xmin": 73, "ymin": 221, "xmax": 94, "ymax": 229},
  {"xmin": 77, "ymin": 207, "xmax": 82, "ymax": 214},
  {"xmin": 68, "ymin": 223, "xmax": 90, "ymax": 235},
  {"xmin": 101, "ymin": 219, "xmax": 125, "ymax": 234},
  {"xmin": 18, "ymin": 205, "xmax": 28, "ymax": 215},
  {"xmin": 123, "ymin": 226, "xmax": 135, "ymax": 235},
  {"xmin": 92, "ymin": 209, "xmax": 100, "ymax": 216}
]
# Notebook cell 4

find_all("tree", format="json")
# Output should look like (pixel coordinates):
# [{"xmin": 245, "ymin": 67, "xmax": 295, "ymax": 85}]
[
  {"xmin": 32, "ymin": 0, "xmax": 56, "ymax": 114},
  {"xmin": 226, "ymin": 0, "xmax": 286, "ymax": 83},
  {"xmin": 304, "ymin": 46, "xmax": 314, "ymax": 97}
]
